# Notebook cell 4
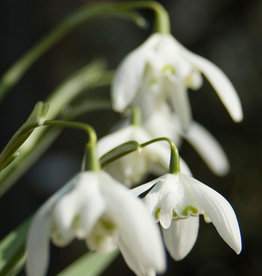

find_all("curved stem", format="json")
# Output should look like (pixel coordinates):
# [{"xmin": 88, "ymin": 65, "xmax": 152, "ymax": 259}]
[
  {"xmin": 121, "ymin": 1, "xmax": 170, "ymax": 34},
  {"xmin": 130, "ymin": 106, "xmax": 142, "ymax": 126},
  {"xmin": 99, "ymin": 136, "xmax": 180, "ymax": 174},
  {"xmin": 141, "ymin": 137, "xmax": 180, "ymax": 174},
  {"xmin": 0, "ymin": 1, "xmax": 169, "ymax": 100},
  {"xmin": 44, "ymin": 120, "xmax": 100, "ymax": 171}
]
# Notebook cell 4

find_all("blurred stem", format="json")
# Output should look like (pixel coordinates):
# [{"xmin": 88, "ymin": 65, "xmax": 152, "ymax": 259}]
[
  {"xmin": 120, "ymin": 1, "xmax": 170, "ymax": 34},
  {"xmin": 100, "ymin": 136, "xmax": 180, "ymax": 174},
  {"xmin": 0, "ymin": 62, "xmax": 111, "ymax": 196},
  {"xmin": 0, "ymin": 2, "xmax": 147, "ymax": 101},
  {"xmin": 44, "ymin": 120, "xmax": 100, "ymax": 171},
  {"xmin": 141, "ymin": 137, "xmax": 180, "ymax": 174},
  {"xmin": 130, "ymin": 106, "xmax": 142, "ymax": 126}
]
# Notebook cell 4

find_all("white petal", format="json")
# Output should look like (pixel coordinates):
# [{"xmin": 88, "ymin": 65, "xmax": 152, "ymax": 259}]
[
  {"xmin": 26, "ymin": 207, "xmax": 50, "ymax": 276},
  {"xmin": 131, "ymin": 178, "xmax": 159, "ymax": 197},
  {"xmin": 182, "ymin": 121, "xmax": 230, "ymax": 176},
  {"xmin": 143, "ymin": 174, "xmax": 184, "ymax": 229},
  {"xmin": 112, "ymin": 34, "xmax": 160, "ymax": 111},
  {"xmin": 178, "ymin": 45, "xmax": 243, "ymax": 122},
  {"xmin": 165, "ymin": 79, "xmax": 192, "ymax": 130},
  {"xmin": 51, "ymin": 173, "xmax": 105, "ymax": 243},
  {"xmin": 86, "ymin": 231, "xmax": 117, "ymax": 254},
  {"xmin": 181, "ymin": 174, "xmax": 242, "ymax": 254},
  {"xmin": 157, "ymin": 175, "xmax": 183, "ymax": 229},
  {"xmin": 97, "ymin": 127, "xmax": 134, "ymax": 157},
  {"xmin": 50, "ymin": 176, "xmax": 81, "ymax": 246},
  {"xmin": 75, "ymin": 173, "xmax": 105, "ymax": 238},
  {"xmin": 143, "ymin": 107, "xmax": 181, "ymax": 144},
  {"xmin": 100, "ymin": 172, "xmax": 166, "ymax": 273},
  {"xmin": 180, "ymin": 158, "xmax": 192, "ymax": 176},
  {"xmin": 97, "ymin": 125, "xmax": 151, "ymax": 157},
  {"xmin": 145, "ymin": 141, "xmax": 170, "ymax": 175},
  {"xmin": 26, "ymin": 177, "xmax": 75, "ymax": 276},
  {"xmin": 162, "ymin": 216, "xmax": 199, "ymax": 261},
  {"xmin": 118, "ymin": 234, "xmax": 156, "ymax": 276}
]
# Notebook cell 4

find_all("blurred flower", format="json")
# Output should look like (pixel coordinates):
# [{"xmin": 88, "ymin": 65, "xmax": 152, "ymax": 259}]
[
  {"xmin": 26, "ymin": 171, "xmax": 166, "ymax": 276},
  {"xmin": 143, "ymin": 108, "xmax": 230, "ymax": 176},
  {"xmin": 112, "ymin": 33, "xmax": 243, "ymax": 129},
  {"xmin": 97, "ymin": 125, "xmax": 191, "ymax": 186},
  {"xmin": 132, "ymin": 172, "xmax": 242, "ymax": 260}
]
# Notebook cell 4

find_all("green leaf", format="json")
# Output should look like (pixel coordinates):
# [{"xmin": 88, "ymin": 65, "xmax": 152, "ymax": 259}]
[
  {"xmin": 100, "ymin": 141, "xmax": 140, "ymax": 167},
  {"xmin": 0, "ymin": 62, "xmax": 111, "ymax": 197},
  {"xmin": 0, "ymin": 102, "xmax": 49, "ymax": 171},
  {"xmin": 64, "ymin": 98, "xmax": 112, "ymax": 120},
  {"xmin": 0, "ymin": 218, "xmax": 30, "ymax": 276},
  {"xmin": 58, "ymin": 250, "xmax": 119, "ymax": 276}
]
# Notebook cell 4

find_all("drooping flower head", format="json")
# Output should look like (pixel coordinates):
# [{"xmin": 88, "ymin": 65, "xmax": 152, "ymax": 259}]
[
  {"xmin": 97, "ymin": 124, "xmax": 191, "ymax": 186},
  {"xmin": 132, "ymin": 171, "xmax": 242, "ymax": 261},
  {"xmin": 112, "ymin": 33, "xmax": 243, "ymax": 129},
  {"xmin": 26, "ymin": 171, "xmax": 166, "ymax": 276},
  {"xmin": 143, "ymin": 108, "xmax": 230, "ymax": 176}
]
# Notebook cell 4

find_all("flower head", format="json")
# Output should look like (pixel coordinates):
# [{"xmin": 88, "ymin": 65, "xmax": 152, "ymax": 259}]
[
  {"xmin": 143, "ymin": 109, "xmax": 230, "ymax": 176},
  {"xmin": 26, "ymin": 171, "xmax": 166, "ymax": 276},
  {"xmin": 97, "ymin": 125, "xmax": 191, "ymax": 185},
  {"xmin": 112, "ymin": 33, "xmax": 243, "ymax": 129},
  {"xmin": 132, "ymin": 172, "xmax": 242, "ymax": 260}
]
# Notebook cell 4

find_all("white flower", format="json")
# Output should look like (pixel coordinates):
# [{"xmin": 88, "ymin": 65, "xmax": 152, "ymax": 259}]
[
  {"xmin": 143, "ymin": 108, "xmax": 230, "ymax": 176},
  {"xmin": 132, "ymin": 172, "xmax": 242, "ymax": 260},
  {"xmin": 26, "ymin": 171, "xmax": 166, "ymax": 276},
  {"xmin": 97, "ymin": 125, "xmax": 191, "ymax": 185},
  {"xmin": 112, "ymin": 33, "xmax": 243, "ymax": 129}
]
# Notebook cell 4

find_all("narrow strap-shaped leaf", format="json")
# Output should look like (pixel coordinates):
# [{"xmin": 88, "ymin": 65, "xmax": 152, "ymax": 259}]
[
  {"xmin": 58, "ymin": 250, "xmax": 119, "ymax": 276},
  {"xmin": 0, "ymin": 218, "xmax": 30, "ymax": 276},
  {"xmin": 0, "ymin": 62, "xmax": 111, "ymax": 196},
  {"xmin": 0, "ymin": 102, "xmax": 49, "ymax": 171}
]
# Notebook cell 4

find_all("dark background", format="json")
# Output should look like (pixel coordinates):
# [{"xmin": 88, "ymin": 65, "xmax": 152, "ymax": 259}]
[{"xmin": 0, "ymin": 0, "xmax": 261, "ymax": 275}]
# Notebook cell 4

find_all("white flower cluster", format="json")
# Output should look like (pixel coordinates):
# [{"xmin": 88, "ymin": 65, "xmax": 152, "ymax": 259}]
[{"xmin": 26, "ymin": 32, "xmax": 243, "ymax": 276}]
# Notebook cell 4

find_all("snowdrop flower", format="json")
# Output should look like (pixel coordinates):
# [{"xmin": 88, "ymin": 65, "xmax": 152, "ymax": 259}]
[
  {"xmin": 97, "ymin": 125, "xmax": 191, "ymax": 186},
  {"xmin": 143, "ymin": 108, "xmax": 230, "ymax": 176},
  {"xmin": 26, "ymin": 171, "xmax": 166, "ymax": 276},
  {"xmin": 112, "ymin": 33, "xmax": 243, "ymax": 129},
  {"xmin": 132, "ymin": 172, "xmax": 242, "ymax": 261}
]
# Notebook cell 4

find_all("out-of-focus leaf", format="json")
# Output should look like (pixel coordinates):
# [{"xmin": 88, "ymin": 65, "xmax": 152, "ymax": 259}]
[
  {"xmin": 58, "ymin": 250, "xmax": 119, "ymax": 276},
  {"xmin": 0, "ymin": 62, "xmax": 111, "ymax": 196},
  {"xmin": 0, "ymin": 218, "xmax": 30, "ymax": 276},
  {"xmin": 0, "ymin": 102, "xmax": 49, "ymax": 171}
]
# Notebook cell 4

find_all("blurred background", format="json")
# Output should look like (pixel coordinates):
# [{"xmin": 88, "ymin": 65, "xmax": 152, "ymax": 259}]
[{"xmin": 0, "ymin": 0, "xmax": 261, "ymax": 275}]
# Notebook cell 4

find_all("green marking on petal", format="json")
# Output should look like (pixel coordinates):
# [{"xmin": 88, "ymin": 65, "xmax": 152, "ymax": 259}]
[
  {"xmin": 94, "ymin": 235, "xmax": 105, "ymax": 246},
  {"xmin": 155, "ymin": 207, "xmax": 161, "ymax": 220},
  {"xmin": 182, "ymin": 205, "xmax": 198, "ymax": 216},
  {"xmin": 172, "ymin": 210, "xmax": 178, "ymax": 218},
  {"xmin": 72, "ymin": 214, "xmax": 81, "ymax": 231},
  {"xmin": 101, "ymin": 219, "xmax": 116, "ymax": 232},
  {"xmin": 150, "ymin": 78, "xmax": 157, "ymax": 85},
  {"xmin": 162, "ymin": 64, "xmax": 175, "ymax": 75}
]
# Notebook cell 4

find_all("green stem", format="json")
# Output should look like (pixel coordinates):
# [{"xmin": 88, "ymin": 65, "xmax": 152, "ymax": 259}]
[
  {"xmin": 0, "ymin": 1, "xmax": 169, "ymax": 100},
  {"xmin": 130, "ymin": 106, "xmax": 142, "ymax": 126},
  {"xmin": 141, "ymin": 137, "xmax": 180, "ymax": 174},
  {"xmin": 44, "ymin": 120, "xmax": 100, "ymax": 171},
  {"xmin": 0, "ymin": 2, "xmax": 160, "ymax": 100},
  {"xmin": 0, "ymin": 63, "xmax": 109, "ymax": 197},
  {"xmin": 121, "ymin": 1, "xmax": 170, "ymax": 34},
  {"xmin": 100, "ymin": 136, "xmax": 180, "ymax": 174}
]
